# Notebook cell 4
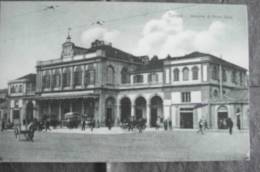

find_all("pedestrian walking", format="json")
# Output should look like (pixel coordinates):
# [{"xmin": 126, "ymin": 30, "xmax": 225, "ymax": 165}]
[
  {"xmin": 237, "ymin": 115, "xmax": 241, "ymax": 130},
  {"xmin": 204, "ymin": 120, "xmax": 208, "ymax": 130},
  {"xmin": 227, "ymin": 117, "xmax": 233, "ymax": 135},
  {"xmin": 168, "ymin": 120, "xmax": 172, "ymax": 130},
  {"xmin": 163, "ymin": 119, "xmax": 168, "ymax": 131},
  {"xmin": 82, "ymin": 120, "xmax": 86, "ymax": 131},
  {"xmin": 107, "ymin": 118, "xmax": 112, "ymax": 130},
  {"xmin": 45, "ymin": 120, "xmax": 51, "ymax": 132},
  {"xmin": 1, "ymin": 120, "xmax": 5, "ymax": 132},
  {"xmin": 197, "ymin": 118, "xmax": 204, "ymax": 134}
]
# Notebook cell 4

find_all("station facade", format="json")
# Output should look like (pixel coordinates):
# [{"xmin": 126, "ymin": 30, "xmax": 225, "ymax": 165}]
[{"xmin": 7, "ymin": 36, "xmax": 249, "ymax": 129}]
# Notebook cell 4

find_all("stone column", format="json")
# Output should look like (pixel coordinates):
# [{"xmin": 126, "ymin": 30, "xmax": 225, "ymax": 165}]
[
  {"xmin": 60, "ymin": 68, "xmax": 63, "ymax": 90},
  {"xmin": 81, "ymin": 99, "xmax": 84, "ymax": 116},
  {"xmin": 50, "ymin": 70, "xmax": 53, "ymax": 91},
  {"xmin": 115, "ymin": 104, "xmax": 120, "ymax": 126},
  {"xmin": 131, "ymin": 104, "xmax": 135, "ymax": 117},
  {"xmin": 10, "ymin": 109, "xmax": 13, "ymax": 123},
  {"xmin": 71, "ymin": 67, "xmax": 74, "ymax": 88},
  {"xmin": 58, "ymin": 101, "xmax": 62, "ymax": 121},
  {"xmin": 176, "ymin": 106, "xmax": 180, "ymax": 128},
  {"xmin": 97, "ymin": 97, "xmax": 103, "ymax": 127},
  {"xmin": 33, "ymin": 100, "xmax": 38, "ymax": 120},
  {"xmin": 171, "ymin": 106, "xmax": 176, "ymax": 128},
  {"xmin": 146, "ymin": 104, "xmax": 150, "ymax": 127}
]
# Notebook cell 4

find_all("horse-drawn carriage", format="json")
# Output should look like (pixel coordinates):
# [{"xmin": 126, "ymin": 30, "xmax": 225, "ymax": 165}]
[{"xmin": 13, "ymin": 120, "xmax": 37, "ymax": 141}]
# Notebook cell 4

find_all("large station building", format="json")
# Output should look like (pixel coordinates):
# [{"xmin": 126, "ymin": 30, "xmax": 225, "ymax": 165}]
[{"xmin": 7, "ymin": 36, "xmax": 249, "ymax": 130}]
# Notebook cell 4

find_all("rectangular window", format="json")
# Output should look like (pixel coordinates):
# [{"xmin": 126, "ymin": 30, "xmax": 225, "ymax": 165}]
[
  {"xmin": 232, "ymin": 70, "xmax": 237, "ymax": 84},
  {"xmin": 148, "ymin": 73, "xmax": 158, "ymax": 83},
  {"xmin": 181, "ymin": 92, "xmax": 191, "ymax": 102},
  {"xmin": 222, "ymin": 69, "xmax": 227, "ymax": 82},
  {"xmin": 239, "ymin": 72, "xmax": 243, "ymax": 86},
  {"xmin": 134, "ymin": 74, "xmax": 143, "ymax": 83}
]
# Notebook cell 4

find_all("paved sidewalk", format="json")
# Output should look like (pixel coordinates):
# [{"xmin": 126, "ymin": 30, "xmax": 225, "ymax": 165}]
[{"xmin": 44, "ymin": 127, "xmax": 248, "ymax": 134}]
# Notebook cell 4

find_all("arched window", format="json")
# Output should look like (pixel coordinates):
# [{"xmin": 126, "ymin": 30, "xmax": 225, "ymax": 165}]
[
  {"xmin": 84, "ymin": 66, "xmax": 95, "ymax": 86},
  {"xmin": 63, "ymin": 68, "xmax": 71, "ymax": 87},
  {"xmin": 192, "ymin": 66, "xmax": 199, "ymax": 80},
  {"xmin": 182, "ymin": 67, "xmax": 189, "ymax": 81},
  {"xmin": 53, "ymin": 69, "xmax": 61, "ymax": 88},
  {"xmin": 148, "ymin": 73, "xmax": 158, "ymax": 83},
  {"xmin": 107, "ymin": 66, "xmax": 115, "ymax": 85},
  {"xmin": 173, "ymin": 68, "xmax": 179, "ymax": 81},
  {"xmin": 121, "ymin": 67, "xmax": 130, "ymax": 84},
  {"xmin": 43, "ymin": 71, "xmax": 51, "ymax": 89},
  {"xmin": 212, "ymin": 65, "xmax": 219, "ymax": 80},
  {"xmin": 232, "ymin": 70, "xmax": 237, "ymax": 84},
  {"xmin": 74, "ymin": 66, "xmax": 82, "ymax": 86},
  {"xmin": 222, "ymin": 68, "xmax": 227, "ymax": 82}
]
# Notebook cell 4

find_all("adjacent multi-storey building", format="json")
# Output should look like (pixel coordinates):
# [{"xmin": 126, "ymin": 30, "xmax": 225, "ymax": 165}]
[
  {"xmin": 0, "ymin": 88, "xmax": 9, "ymax": 122},
  {"xmin": 8, "ymin": 74, "xmax": 36, "ymax": 124},
  {"xmin": 7, "ymin": 36, "xmax": 249, "ymax": 130}
]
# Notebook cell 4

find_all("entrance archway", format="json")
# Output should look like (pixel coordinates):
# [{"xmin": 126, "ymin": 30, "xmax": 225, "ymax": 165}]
[
  {"xmin": 150, "ymin": 96, "xmax": 163, "ymax": 127},
  {"xmin": 135, "ymin": 96, "xmax": 146, "ymax": 120},
  {"xmin": 120, "ymin": 97, "xmax": 131, "ymax": 123},
  {"xmin": 105, "ymin": 97, "xmax": 115, "ymax": 126},
  {"xmin": 217, "ymin": 106, "xmax": 228, "ymax": 129},
  {"xmin": 26, "ymin": 101, "xmax": 34, "ymax": 123}
]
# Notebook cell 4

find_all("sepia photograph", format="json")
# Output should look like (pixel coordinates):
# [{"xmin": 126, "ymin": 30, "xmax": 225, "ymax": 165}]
[{"xmin": 0, "ymin": 1, "xmax": 249, "ymax": 162}]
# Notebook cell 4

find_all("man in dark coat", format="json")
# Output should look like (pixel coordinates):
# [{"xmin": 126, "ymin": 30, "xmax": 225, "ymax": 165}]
[
  {"xmin": 1, "ymin": 120, "xmax": 4, "ymax": 132},
  {"xmin": 227, "ymin": 117, "xmax": 233, "ymax": 135},
  {"xmin": 82, "ymin": 120, "xmax": 86, "ymax": 131}
]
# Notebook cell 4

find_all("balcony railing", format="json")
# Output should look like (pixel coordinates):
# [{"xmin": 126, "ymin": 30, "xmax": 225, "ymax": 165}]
[{"xmin": 37, "ymin": 50, "xmax": 104, "ymax": 66}]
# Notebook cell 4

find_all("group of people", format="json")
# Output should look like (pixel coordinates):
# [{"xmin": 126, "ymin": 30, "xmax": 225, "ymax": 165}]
[{"xmin": 198, "ymin": 117, "xmax": 234, "ymax": 135}]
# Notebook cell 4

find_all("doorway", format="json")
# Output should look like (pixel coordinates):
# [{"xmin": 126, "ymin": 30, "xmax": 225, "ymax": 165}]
[
  {"xmin": 150, "ymin": 108, "xmax": 157, "ymax": 127},
  {"xmin": 217, "ymin": 106, "xmax": 228, "ymax": 129},
  {"xmin": 218, "ymin": 112, "xmax": 228, "ymax": 129},
  {"xmin": 105, "ymin": 97, "xmax": 115, "ymax": 127},
  {"xmin": 120, "ymin": 97, "xmax": 131, "ymax": 123},
  {"xmin": 150, "ymin": 96, "xmax": 163, "ymax": 127},
  {"xmin": 180, "ymin": 112, "xmax": 193, "ymax": 128}
]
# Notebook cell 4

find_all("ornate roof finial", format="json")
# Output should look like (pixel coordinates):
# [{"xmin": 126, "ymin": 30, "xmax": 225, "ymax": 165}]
[{"xmin": 66, "ymin": 27, "xmax": 72, "ymax": 42}]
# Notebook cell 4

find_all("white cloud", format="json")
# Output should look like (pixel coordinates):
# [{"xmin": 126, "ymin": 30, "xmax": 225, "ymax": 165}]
[
  {"xmin": 80, "ymin": 27, "xmax": 120, "ymax": 47},
  {"xmin": 135, "ymin": 11, "xmax": 237, "ymax": 61}
]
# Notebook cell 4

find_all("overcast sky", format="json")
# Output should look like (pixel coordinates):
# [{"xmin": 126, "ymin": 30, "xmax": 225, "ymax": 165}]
[{"xmin": 0, "ymin": 2, "xmax": 248, "ymax": 89}]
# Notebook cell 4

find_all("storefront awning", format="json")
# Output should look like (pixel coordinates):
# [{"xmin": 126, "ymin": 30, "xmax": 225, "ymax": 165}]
[{"xmin": 193, "ymin": 103, "xmax": 208, "ymax": 109}]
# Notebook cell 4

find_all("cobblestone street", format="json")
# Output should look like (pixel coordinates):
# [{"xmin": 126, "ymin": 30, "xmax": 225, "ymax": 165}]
[{"xmin": 0, "ymin": 128, "xmax": 249, "ymax": 162}]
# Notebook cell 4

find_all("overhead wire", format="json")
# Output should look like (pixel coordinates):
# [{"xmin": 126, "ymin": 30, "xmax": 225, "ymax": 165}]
[{"xmin": 1, "ymin": 3, "xmax": 199, "ymax": 43}]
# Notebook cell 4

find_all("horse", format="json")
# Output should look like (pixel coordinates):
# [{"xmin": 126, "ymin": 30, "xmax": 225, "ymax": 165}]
[{"xmin": 14, "ymin": 120, "xmax": 37, "ymax": 142}]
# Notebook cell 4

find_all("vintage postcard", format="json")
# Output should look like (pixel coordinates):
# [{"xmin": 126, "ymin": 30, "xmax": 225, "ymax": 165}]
[{"xmin": 0, "ymin": 1, "xmax": 249, "ymax": 162}]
